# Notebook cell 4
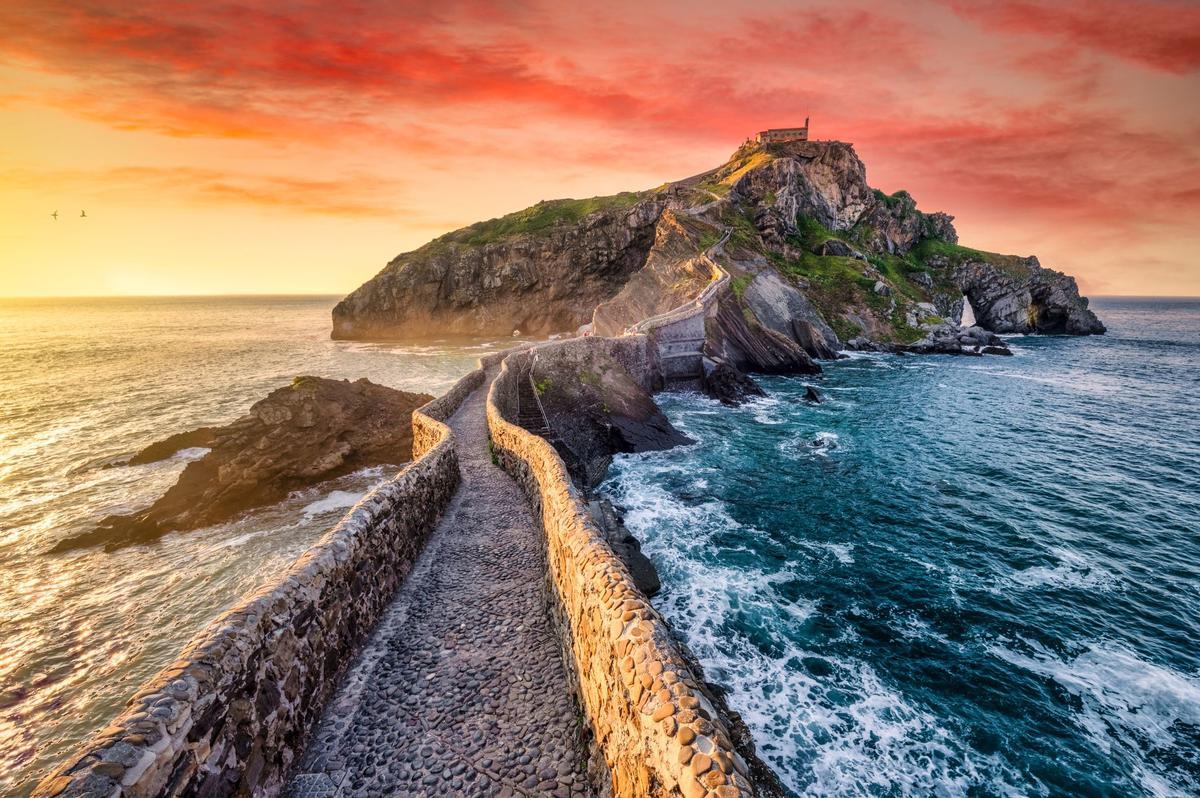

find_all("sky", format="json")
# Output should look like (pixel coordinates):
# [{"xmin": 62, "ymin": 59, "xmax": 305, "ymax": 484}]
[{"xmin": 1, "ymin": 0, "xmax": 1198, "ymax": 298}]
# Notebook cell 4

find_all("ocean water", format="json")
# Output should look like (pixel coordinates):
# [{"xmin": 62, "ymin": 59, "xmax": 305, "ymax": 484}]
[
  {"xmin": 604, "ymin": 298, "xmax": 1200, "ymax": 797},
  {"xmin": 0, "ymin": 296, "xmax": 514, "ymax": 796}
]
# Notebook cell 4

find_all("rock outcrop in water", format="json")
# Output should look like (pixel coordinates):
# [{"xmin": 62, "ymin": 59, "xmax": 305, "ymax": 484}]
[
  {"xmin": 523, "ymin": 340, "xmax": 691, "ymax": 491},
  {"xmin": 334, "ymin": 138, "xmax": 1104, "ymax": 351},
  {"xmin": 52, "ymin": 377, "xmax": 433, "ymax": 552}
]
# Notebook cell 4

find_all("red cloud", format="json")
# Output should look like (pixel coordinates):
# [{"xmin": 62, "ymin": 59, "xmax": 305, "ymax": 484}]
[
  {"xmin": 943, "ymin": 0, "xmax": 1200, "ymax": 74},
  {"xmin": 2, "ymin": 0, "xmax": 1197, "ymax": 279}
]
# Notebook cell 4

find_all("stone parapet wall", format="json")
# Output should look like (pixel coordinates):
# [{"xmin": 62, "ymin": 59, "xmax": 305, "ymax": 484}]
[
  {"xmin": 487, "ymin": 347, "xmax": 756, "ymax": 798},
  {"xmin": 33, "ymin": 368, "xmax": 484, "ymax": 798}
]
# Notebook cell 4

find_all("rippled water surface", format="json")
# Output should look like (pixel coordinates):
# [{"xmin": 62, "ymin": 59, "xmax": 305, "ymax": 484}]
[
  {"xmin": 0, "ymin": 296, "xmax": 515, "ymax": 796},
  {"xmin": 605, "ymin": 298, "xmax": 1200, "ymax": 797}
]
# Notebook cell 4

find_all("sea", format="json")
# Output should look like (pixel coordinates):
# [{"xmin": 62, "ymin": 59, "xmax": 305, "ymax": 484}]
[
  {"xmin": 2, "ymin": 297, "xmax": 1197, "ymax": 798},
  {"xmin": 604, "ymin": 298, "xmax": 1200, "ymax": 797},
  {"xmin": 0, "ymin": 296, "xmax": 517, "ymax": 796}
]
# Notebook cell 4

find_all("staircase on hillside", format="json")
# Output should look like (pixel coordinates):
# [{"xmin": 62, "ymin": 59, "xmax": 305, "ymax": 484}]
[{"xmin": 515, "ymin": 366, "xmax": 586, "ymax": 486}]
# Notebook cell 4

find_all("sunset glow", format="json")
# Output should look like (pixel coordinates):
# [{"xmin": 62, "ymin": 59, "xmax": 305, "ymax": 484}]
[{"xmin": 2, "ymin": 0, "xmax": 1198, "ymax": 297}]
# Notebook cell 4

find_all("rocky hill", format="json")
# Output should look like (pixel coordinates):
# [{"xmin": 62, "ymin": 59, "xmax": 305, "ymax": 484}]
[{"xmin": 333, "ymin": 140, "xmax": 1104, "ymax": 350}]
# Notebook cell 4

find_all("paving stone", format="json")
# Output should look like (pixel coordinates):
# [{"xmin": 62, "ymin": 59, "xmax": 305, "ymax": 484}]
[{"xmin": 285, "ymin": 370, "xmax": 592, "ymax": 797}]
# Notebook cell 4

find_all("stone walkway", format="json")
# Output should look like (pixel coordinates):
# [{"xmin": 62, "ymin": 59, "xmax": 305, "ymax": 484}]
[{"xmin": 286, "ymin": 371, "xmax": 592, "ymax": 798}]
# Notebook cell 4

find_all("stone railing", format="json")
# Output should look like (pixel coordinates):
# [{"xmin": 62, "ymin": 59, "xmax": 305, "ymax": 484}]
[
  {"xmin": 33, "ymin": 368, "xmax": 485, "ymax": 798},
  {"xmin": 626, "ymin": 228, "xmax": 731, "ymax": 337},
  {"xmin": 487, "ymin": 345, "xmax": 756, "ymax": 798}
]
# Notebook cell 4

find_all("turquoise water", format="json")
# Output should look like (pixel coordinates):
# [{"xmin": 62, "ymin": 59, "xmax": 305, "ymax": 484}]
[
  {"xmin": 604, "ymin": 298, "xmax": 1200, "ymax": 797},
  {"xmin": 0, "ymin": 296, "xmax": 516, "ymax": 796}
]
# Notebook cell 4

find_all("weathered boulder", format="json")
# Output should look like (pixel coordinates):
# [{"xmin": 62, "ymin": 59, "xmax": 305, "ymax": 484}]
[
  {"xmin": 701, "ymin": 358, "xmax": 767, "ymax": 406},
  {"xmin": 817, "ymin": 239, "xmax": 867, "ymax": 260},
  {"xmin": 52, "ymin": 378, "xmax": 433, "ymax": 552}
]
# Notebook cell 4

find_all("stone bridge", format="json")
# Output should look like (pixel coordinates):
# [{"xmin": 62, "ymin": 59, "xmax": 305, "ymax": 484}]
[
  {"xmin": 626, "ymin": 229, "xmax": 730, "ymax": 383},
  {"xmin": 35, "ymin": 269, "xmax": 757, "ymax": 798}
]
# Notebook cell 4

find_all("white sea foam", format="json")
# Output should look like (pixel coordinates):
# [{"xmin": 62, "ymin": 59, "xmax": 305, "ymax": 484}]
[
  {"xmin": 605, "ymin": 459, "xmax": 1024, "ymax": 797},
  {"xmin": 1004, "ymin": 546, "xmax": 1119, "ymax": 592},
  {"xmin": 990, "ymin": 639, "xmax": 1200, "ymax": 796},
  {"xmin": 781, "ymin": 430, "xmax": 844, "ymax": 459},
  {"xmin": 172, "ymin": 446, "xmax": 211, "ymax": 462},
  {"xmin": 301, "ymin": 490, "xmax": 366, "ymax": 517}
]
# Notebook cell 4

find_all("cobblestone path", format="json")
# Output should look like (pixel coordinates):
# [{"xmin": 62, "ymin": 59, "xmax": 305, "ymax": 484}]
[{"xmin": 286, "ymin": 372, "xmax": 593, "ymax": 798}]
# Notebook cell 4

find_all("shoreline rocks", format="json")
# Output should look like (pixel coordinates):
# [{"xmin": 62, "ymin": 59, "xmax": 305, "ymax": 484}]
[{"xmin": 51, "ymin": 377, "xmax": 433, "ymax": 553}]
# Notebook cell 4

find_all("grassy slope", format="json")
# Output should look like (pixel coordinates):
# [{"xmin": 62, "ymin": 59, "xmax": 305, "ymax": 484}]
[{"xmin": 439, "ymin": 191, "xmax": 649, "ymax": 248}]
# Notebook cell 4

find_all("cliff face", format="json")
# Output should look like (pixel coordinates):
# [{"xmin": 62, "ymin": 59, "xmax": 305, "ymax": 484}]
[
  {"xmin": 333, "ymin": 196, "xmax": 662, "ymax": 339},
  {"xmin": 591, "ymin": 210, "xmax": 716, "ymax": 336},
  {"xmin": 335, "ymin": 139, "xmax": 1103, "ymax": 348}
]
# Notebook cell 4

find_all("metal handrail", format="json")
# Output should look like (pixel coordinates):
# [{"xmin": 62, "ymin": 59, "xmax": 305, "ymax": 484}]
[{"xmin": 527, "ymin": 355, "xmax": 587, "ymax": 473}]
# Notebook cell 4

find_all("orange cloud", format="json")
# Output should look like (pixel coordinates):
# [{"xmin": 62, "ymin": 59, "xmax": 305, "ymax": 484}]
[
  {"xmin": 2, "ymin": 165, "xmax": 410, "ymax": 217},
  {"xmin": 1, "ymin": 0, "xmax": 1197, "ymax": 295}
]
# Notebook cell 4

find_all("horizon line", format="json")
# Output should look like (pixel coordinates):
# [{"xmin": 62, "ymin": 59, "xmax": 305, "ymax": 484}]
[{"xmin": 1, "ymin": 292, "xmax": 1198, "ymax": 302}]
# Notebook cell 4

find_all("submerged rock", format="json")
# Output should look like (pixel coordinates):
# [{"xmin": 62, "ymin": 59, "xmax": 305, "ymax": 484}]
[
  {"xmin": 52, "ymin": 377, "xmax": 433, "ymax": 552},
  {"xmin": 588, "ymin": 498, "xmax": 660, "ymax": 597},
  {"xmin": 803, "ymin": 386, "xmax": 823, "ymax": 403}
]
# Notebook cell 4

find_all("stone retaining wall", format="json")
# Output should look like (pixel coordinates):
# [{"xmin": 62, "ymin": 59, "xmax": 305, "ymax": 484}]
[
  {"xmin": 487, "ymin": 346, "xmax": 756, "ymax": 798},
  {"xmin": 33, "ymin": 369, "xmax": 484, "ymax": 798}
]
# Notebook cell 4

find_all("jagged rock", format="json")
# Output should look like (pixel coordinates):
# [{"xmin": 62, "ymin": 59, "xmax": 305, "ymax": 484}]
[
  {"xmin": 792, "ymin": 319, "xmax": 841, "ymax": 359},
  {"xmin": 817, "ymin": 239, "xmax": 867, "ymax": 260},
  {"xmin": 729, "ymin": 140, "xmax": 875, "ymax": 234},
  {"xmin": 859, "ymin": 190, "xmax": 928, "ymax": 254},
  {"xmin": 873, "ymin": 280, "xmax": 892, "ymax": 297},
  {"xmin": 741, "ymin": 269, "xmax": 841, "ymax": 358},
  {"xmin": 52, "ymin": 378, "xmax": 433, "ymax": 552},
  {"xmin": 529, "ymin": 340, "xmax": 691, "ymax": 490},
  {"xmin": 588, "ymin": 499, "xmax": 660, "ymax": 597},
  {"xmin": 925, "ymin": 212, "xmax": 958, "ymax": 243},
  {"xmin": 803, "ymin": 386, "xmax": 822, "ymax": 403},
  {"xmin": 953, "ymin": 256, "xmax": 1105, "ymax": 335},
  {"xmin": 982, "ymin": 345, "xmax": 1014, "ymax": 356},
  {"xmin": 333, "ymin": 198, "xmax": 664, "ymax": 339},
  {"xmin": 707, "ymin": 294, "xmax": 821, "ymax": 374},
  {"xmin": 701, "ymin": 358, "xmax": 767, "ymax": 406}
]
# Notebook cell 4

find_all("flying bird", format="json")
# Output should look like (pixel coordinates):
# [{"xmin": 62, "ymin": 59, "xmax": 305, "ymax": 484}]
[
  {"xmin": 80, "ymin": 210, "xmax": 87, "ymax": 218},
  {"xmin": 51, "ymin": 211, "xmax": 58, "ymax": 220}
]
